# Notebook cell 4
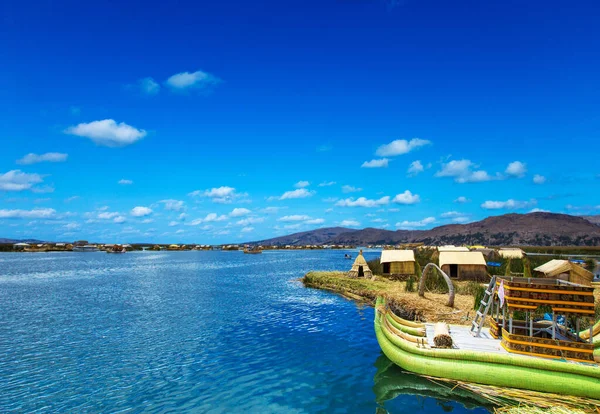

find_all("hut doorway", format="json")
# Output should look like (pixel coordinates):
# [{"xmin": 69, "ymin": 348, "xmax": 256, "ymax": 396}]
[
  {"xmin": 449, "ymin": 264, "xmax": 458, "ymax": 278},
  {"xmin": 358, "ymin": 266, "xmax": 364, "ymax": 277},
  {"xmin": 383, "ymin": 263, "xmax": 390, "ymax": 274}
]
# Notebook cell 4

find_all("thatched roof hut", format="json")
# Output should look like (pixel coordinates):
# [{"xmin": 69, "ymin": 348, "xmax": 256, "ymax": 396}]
[
  {"xmin": 498, "ymin": 248, "xmax": 524, "ymax": 259},
  {"xmin": 380, "ymin": 250, "xmax": 415, "ymax": 278},
  {"xmin": 533, "ymin": 259, "xmax": 594, "ymax": 286},
  {"xmin": 439, "ymin": 251, "xmax": 487, "ymax": 281},
  {"xmin": 347, "ymin": 250, "xmax": 373, "ymax": 279}
]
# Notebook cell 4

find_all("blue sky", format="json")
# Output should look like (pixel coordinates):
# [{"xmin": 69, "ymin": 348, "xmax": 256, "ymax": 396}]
[{"xmin": 1, "ymin": 0, "xmax": 599, "ymax": 243}]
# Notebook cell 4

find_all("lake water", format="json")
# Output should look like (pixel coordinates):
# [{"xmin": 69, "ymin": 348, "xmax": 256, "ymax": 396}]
[{"xmin": 0, "ymin": 250, "xmax": 490, "ymax": 413}]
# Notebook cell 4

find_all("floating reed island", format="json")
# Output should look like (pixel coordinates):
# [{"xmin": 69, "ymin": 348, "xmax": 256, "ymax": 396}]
[{"xmin": 303, "ymin": 247, "xmax": 600, "ymax": 405}]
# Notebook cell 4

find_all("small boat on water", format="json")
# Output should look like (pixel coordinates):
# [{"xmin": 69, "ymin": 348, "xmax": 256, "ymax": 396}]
[
  {"xmin": 106, "ymin": 245, "xmax": 126, "ymax": 254},
  {"xmin": 72, "ymin": 245, "xmax": 100, "ymax": 252},
  {"xmin": 243, "ymin": 247, "xmax": 262, "ymax": 254},
  {"xmin": 375, "ymin": 274, "xmax": 600, "ymax": 399}
]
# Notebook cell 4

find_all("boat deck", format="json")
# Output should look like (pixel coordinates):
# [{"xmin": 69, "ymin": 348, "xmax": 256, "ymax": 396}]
[{"xmin": 425, "ymin": 324, "xmax": 508, "ymax": 354}]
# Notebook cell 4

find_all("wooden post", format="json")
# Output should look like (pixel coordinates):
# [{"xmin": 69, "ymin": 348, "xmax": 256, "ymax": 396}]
[
  {"xmin": 502, "ymin": 304, "xmax": 506, "ymax": 330},
  {"xmin": 509, "ymin": 313, "xmax": 513, "ymax": 334},
  {"xmin": 530, "ymin": 314, "xmax": 533, "ymax": 337},
  {"xmin": 552, "ymin": 312, "xmax": 556, "ymax": 340},
  {"xmin": 590, "ymin": 319, "xmax": 594, "ymax": 344},
  {"xmin": 576, "ymin": 318, "xmax": 580, "ymax": 341}
]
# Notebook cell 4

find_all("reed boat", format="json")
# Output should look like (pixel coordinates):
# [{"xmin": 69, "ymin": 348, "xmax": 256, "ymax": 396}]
[
  {"xmin": 374, "ymin": 275, "xmax": 600, "ymax": 399},
  {"xmin": 243, "ymin": 248, "xmax": 262, "ymax": 254}
]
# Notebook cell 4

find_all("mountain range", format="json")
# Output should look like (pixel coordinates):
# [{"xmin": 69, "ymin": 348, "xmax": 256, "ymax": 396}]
[{"xmin": 251, "ymin": 213, "xmax": 600, "ymax": 246}]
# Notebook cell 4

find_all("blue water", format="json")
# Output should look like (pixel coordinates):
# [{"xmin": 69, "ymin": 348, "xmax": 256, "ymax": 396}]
[{"xmin": 0, "ymin": 250, "xmax": 489, "ymax": 413}]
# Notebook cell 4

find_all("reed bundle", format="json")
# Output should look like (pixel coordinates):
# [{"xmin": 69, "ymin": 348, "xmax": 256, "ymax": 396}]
[{"xmin": 433, "ymin": 323, "xmax": 452, "ymax": 348}]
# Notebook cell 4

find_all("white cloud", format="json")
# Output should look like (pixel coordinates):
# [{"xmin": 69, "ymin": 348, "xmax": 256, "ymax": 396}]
[
  {"xmin": 529, "ymin": 208, "xmax": 550, "ymax": 213},
  {"xmin": 361, "ymin": 158, "xmax": 389, "ymax": 168},
  {"xmin": 278, "ymin": 215, "xmax": 311, "ymax": 221},
  {"xmin": 236, "ymin": 217, "xmax": 265, "ymax": 226},
  {"xmin": 505, "ymin": 161, "xmax": 527, "ymax": 178},
  {"xmin": 169, "ymin": 221, "xmax": 179, "ymax": 227},
  {"xmin": 278, "ymin": 188, "xmax": 314, "ymax": 200},
  {"xmin": 392, "ymin": 190, "xmax": 420, "ymax": 205},
  {"xmin": 481, "ymin": 199, "xmax": 537, "ymax": 210},
  {"xmin": 340, "ymin": 219, "xmax": 360, "ymax": 227},
  {"xmin": 160, "ymin": 199, "xmax": 185, "ymax": 211},
  {"xmin": 190, "ymin": 186, "xmax": 247, "ymax": 204},
  {"xmin": 188, "ymin": 213, "xmax": 229, "ymax": 226},
  {"xmin": 131, "ymin": 206, "xmax": 153, "ymax": 217},
  {"xmin": 533, "ymin": 174, "xmax": 546, "ymax": 184},
  {"xmin": 229, "ymin": 208, "xmax": 251, "ymax": 217},
  {"xmin": 342, "ymin": 185, "xmax": 362, "ymax": 193},
  {"xmin": 375, "ymin": 138, "xmax": 431, "ymax": 157},
  {"xmin": 137, "ymin": 77, "xmax": 160, "ymax": 95},
  {"xmin": 0, "ymin": 208, "xmax": 57, "ymax": 219},
  {"xmin": 440, "ymin": 211, "xmax": 462, "ymax": 218},
  {"xmin": 63, "ymin": 222, "xmax": 80, "ymax": 230},
  {"xmin": 141, "ymin": 218, "xmax": 154, "ymax": 224},
  {"xmin": 336, "ymin": 196, "xmax": 390, "ymax": 208},
  {"xmin": 118, "ymin": 179, "xmax": 133, "ymax": 185},
  {"xmin": 436, "ymin": 159, "xmax": 495, "ymax": 183},
  {"xmin": 65, "ymin": 196, "xmax": 80, "ymax": 203},
  {"xmin": 31, "ymin": 186, "xmax": 54, "ymax": 194},
  {"xmin": 0, "ymin": 170, "xmax": 44, "ymax": 191},
  {"xmin": 241, "ymin": 226, "xmax": 254, "ymax": 233},
  {"xmin": 441, "ymin": 211, "xmax": 470, "ymax": 223},
  {"xmin": 283, "ymin": 224, "xmax": 302, "ymax": 230},
  {"xmin": 114, "ymin": 216, "xmax": 126, "ymax": 224},
  {"xmin": 65, "ymin": 119, "xmax": 146, "ymax": 147},
  {"xmin": 396, "ymin": 216, "xmax": 435, "ymax": 229},
  {"xmin": 166, "ymin": 70, "xmax": 221, "ymax": 91},
  {"xmin": 318, "ymin": 181, "xmax": 336, "ymax": 187},
  {"xmin": 305, "ymin": 218, "xmax": 325, "ymax": 225},
  {"xmin": 17, "ymin": 152, "xmax": 68, "ymax": 165},
  {"xmin": 98, "ymin": 212, "xmax": 120, "ymax": 220},
  {"xmin": 175, "ymin": 229, "xmax": 185, "ymax": 234},
  {"xmin": 407, "ymin": 160, "xmax": 424, "ymax": 176},
  {"xmin": 371, "ymin": 218, "xmax": 386, "ymax": 223},
  {"xmin": 451, "ymin": 216, "xmax": 470, "ymax": 224},
  {"xmin": 261, "ymin": 206, "xmax": 281, "ymax": 214},
  {"xmin": 454, "ymin": 196, "xmax": 470, "ymax": 203},
  {"xmin": 294, "ymin": 181, "xmax": 310, "ymax": 188},
  {"xmin": 178, "ymin": 213, "xmax": 188, "ymax": 220}
]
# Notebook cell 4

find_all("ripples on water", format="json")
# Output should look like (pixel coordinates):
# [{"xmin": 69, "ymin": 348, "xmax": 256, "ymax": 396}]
[{"xmin": 0, "ymin": 251, "xmax": 489, "ymax": 413}]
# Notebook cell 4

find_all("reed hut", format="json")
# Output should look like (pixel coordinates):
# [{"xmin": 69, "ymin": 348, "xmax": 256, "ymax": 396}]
[
  {"xmin": 533, "ymin": 259, "xmax": 594, "ymax": 286},
  {"xmin": 380, "ymin": 250, "xmax": 415, "ymax": 279},
  {"xmin": 347, "ymin": 250, "xmax": 373, "ymax": 279},
  {"xmin": 472, "ymin": 248, "xmax": 501, "ymax": 262},
  {"xmin": 498, "ymin": 248, "xmax": 524, "ymax": 259},
  {"xmin": 439, "ymin": 251, "xmax": 487, "ymax": 281}
]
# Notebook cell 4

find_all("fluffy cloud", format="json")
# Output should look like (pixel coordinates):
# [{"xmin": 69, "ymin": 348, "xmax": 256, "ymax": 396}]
[
  {"xmin": 98, "ymin": 212, "xmax": 120, "ymax": 220},
  {"xmin": 17, "ymin": 152, "xmax": 68, "ymax": 165},
  {"xmin": 318, "ymin": 181, "xmax": 336, "ymax": 187},
  {"xmin": 190, "ymin": 186, "xmax": 247, "ymax": 203},
  {"xmin": 0, "ymin": 170, "xmax": 44, "ymax": 191},
  {"xmin": 138, "ymin": 77, "xmax": 160, "ymax": 95},
  {"xmin": 529, "ymin": 208, "xmax": 550, "ymax": 213},
  {"xmin": 342, "ymin": 185, "xmax": 362, "ymax": 193},
  {"xmin": 396, "ymin": 216, "xmax": 435, "ymax": 229},
  {"xmin": 481, "ymin": 199, "xmax": 537, "ymax": 210},
  {"xmin": 305, "ymin": 218, "xmax": 325, "ymax": 225},
  {"xmin": 0, "ymin": 208, "xmax": 57, "ymax": 219},
  {"xmin": 118, "ymin": 179, "xmax": 133, "ymax": 185},
  {"xmin": 441, "ymin": 211, "xmax": 470, "ymax": 223},
  {"xmin": 294, "ymin": 181, "xmax": 310, "ymax": 188},
  {"xmin": 340, "ymin": 219, "xmax": 360, "ymax": 227},
  {"xmin": 278, "ymin": 215, "xmax": 311, "ymax": 221},
  {"xmin": 65, "ymin": 119, "xmax": 146, "ymax": 147},
  {"xmin": 236, "ymin": 217, "xmax": 265, "ymax": 226},
  {"xmin": 229, "ymin": 208, "xmax": 251, "ymax": 217},
  {"xmin": 361, "ymin": 158, "xmax": 389, "ymax": 168},
  {"xmin": 188, "ymin": 213, "xmax": 229, "ymax": 226},
  {"xmin": 241, "ymin": 226, "xmax": 254, "ymax": 233},
  {"xmin": 131, "ymin": 206, "xmax": 153, "ymax": 217},
  {"xmin": 375, "ymin": 138, "xmax": 431, "ymax": 157},
  {"xmin": 392, "ymin": 190, "xmax": 420, "ymax": 205},
  {"xmin": 278, "ymin": 188, "xmax": 314, "ymax": 200},
  {"xmin": 166, "ymin": 70, "xmax": 221, "ymax": 91},
  {"xmin": 533, "ymin": 174, "xmax": 546, "ymax": 184},
  {"xmin": 505, "ymin": 161, "xmax": 527, "ymax": 178},
  {"xmin": 407, "ymin": 160, "xmax": 424, "ymax": 176},
  {"xmin": 113, "ymin": 216, "xmax": 126, "ymax": 224},
  {"xmin": 336, "ymin": 196, "xmax": 390, "ymax": 207},
  {"xmin": 454, "ymin": 196, "xmax": 470, "ymax": 203},
  {"xmin": 160, "ymin": 199, "xmax": 185, "ymax": 211},
  {"xmin": 436, "ymin": 159, "xmax": 495, "ymax": 183}
]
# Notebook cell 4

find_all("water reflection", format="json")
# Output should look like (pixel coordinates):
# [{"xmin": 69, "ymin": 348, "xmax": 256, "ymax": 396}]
[{"xmin": 373, "ymin": 354, "xmax": 491, "ymax": 413}]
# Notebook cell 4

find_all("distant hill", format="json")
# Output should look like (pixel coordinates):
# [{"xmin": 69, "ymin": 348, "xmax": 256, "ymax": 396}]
[
  {"xmin": 583, "ymin": 215, "xmax": 600, "ymax": 226},
  {"xmin": 0, "ymin": 238, "xmax": 45, "ymax": 244},
  {"xmin": 250, "ymin": 213, "xmax": 600, "ymax": 246}
]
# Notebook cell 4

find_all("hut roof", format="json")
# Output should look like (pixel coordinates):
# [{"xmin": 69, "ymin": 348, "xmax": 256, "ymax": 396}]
[
  {"xmin": 352, "ymin": 252, "xmax": 368, "ymax": 266},
  {"xmin": 13, "ymin": 243, "xmax": 30, "ymax": 246},
  {"xmin": 380, "ymin": 250, "xmax": 415, "ymax": 263},
  {"xmin": 438, "ymin": 245, "xmax": 470, "ymax": 252},
  {"xmin": 498, "ymin": 248, "xmax": 524, "ymax": 259},
  {"xmin": 439, "ymin": 251, "xmax": 486, "ymax": 267},
  {"xmin": 534, "ymin": 260, "xmax": 594, "ymax": 285}
]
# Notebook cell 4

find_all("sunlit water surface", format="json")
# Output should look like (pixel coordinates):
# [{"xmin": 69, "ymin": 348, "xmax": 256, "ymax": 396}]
[{"xmin": 0, "ymin": 250, "xmax": 489, "ymax": 413}]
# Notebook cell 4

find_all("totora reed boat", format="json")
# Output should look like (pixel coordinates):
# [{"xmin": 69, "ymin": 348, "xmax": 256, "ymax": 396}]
[{"xmin": 374, "ymin": 275, "xmax": 600, "ymax": 399}]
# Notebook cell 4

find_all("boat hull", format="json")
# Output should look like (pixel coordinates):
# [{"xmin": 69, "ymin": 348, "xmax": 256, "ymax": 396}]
[{"xmin": 375, "ymin": 297, "xmax": 600, "ymax": 399}]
